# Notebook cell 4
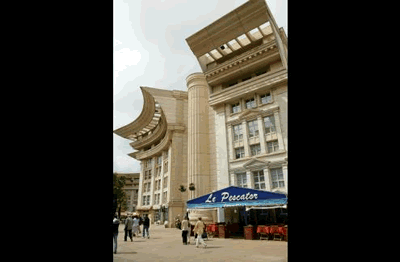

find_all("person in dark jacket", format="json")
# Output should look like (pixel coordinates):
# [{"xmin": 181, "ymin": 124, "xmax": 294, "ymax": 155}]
[
  {"xmin": 112, "ymin": 215, "xmax": 120, "ymax": 254},
  {"xmin": 142, "ymin": 214, "xmax": 150, "ymax": 239}
]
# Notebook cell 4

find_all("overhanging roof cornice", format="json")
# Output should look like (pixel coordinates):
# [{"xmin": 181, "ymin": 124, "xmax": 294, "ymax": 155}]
[
  {"xmin": 113, "ymin": 87, "xmax": 156, "ymax": 139},
  {"xmin": 185, "ymin": 0, "xmax": 269, "ymax": 58}
]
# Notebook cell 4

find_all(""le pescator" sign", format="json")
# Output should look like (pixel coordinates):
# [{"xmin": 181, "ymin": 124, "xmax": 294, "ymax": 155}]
[{"xmin": 205, "ymin": 191, "xmax": 259, "ymax": 203}]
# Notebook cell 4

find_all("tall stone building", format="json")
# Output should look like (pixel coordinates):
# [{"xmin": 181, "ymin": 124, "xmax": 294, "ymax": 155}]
[{"xmin": 114, "ymin": 0, "xmax": 287, "ymax": 227}]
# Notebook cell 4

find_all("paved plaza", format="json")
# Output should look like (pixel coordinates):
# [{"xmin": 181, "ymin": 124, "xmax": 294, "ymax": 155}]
[{"xmin": 113, "ymin": 224, "xmax": 287, "ymax": 262}]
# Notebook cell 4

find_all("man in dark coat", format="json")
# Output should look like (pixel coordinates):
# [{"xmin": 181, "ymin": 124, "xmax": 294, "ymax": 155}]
[{"xmin": 142, "ymin": 214, "xmax": 150, "ymax": 239}]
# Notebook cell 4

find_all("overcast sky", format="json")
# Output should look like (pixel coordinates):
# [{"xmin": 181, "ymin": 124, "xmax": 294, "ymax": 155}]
[{"xmin": 113, "ymin": 0, "xmax": 287, "ymax": 174}]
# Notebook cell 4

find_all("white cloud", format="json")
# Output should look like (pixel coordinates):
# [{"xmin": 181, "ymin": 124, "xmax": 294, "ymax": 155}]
[{"xmin": 114, "ymin": 48, "xmax": 142, "ymax": 77}]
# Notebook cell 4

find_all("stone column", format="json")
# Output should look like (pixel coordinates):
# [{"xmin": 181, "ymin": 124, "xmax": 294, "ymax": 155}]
[
  {"xmin": 149, "ymin": 156, "xmax": 156, "ymax": 206},
  {"xmin": 242, "ymin": 120, "xmax": 250, "ymax": 158},
  {"xmin": 257, "ymin": 116, "xmax": 267, "ymax": 154},
  {"xmin": 186, "ymin": 73, "xmax": 211, "ymax": 199},
  {"xmin": 230, "ymin": 172, "xmax": 237, "ymax": 186},
  {"xmin": 265, "ymin": 4, "xmax": 287, "ymax": 69},
  {"xmin": 137, "ymin": 162, "xmax": 144, "ymax": 211},
  {"xmin": 273, "ymin": 110, "xmax": 285, "ymax": 151},
  {"xmin": 246, "ymin": 170, "xmax": 254, "ymax": 189},
  {"xmin": 227, "ymin": 124, "xmax": 234, "ymax": 161},
  {"xmin": 263, "ymin": 167, "xmax": 271, "ymax": 191}
]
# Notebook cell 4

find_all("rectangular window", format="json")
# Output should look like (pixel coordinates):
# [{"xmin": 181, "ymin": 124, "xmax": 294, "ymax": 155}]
[
  {"xmin": 163, "ymin": 160, "xmax": 168, "ymax": 173},
  {"xmin": 163, "ymin": 177, "xmax": 168, "ymax": 188},
  {"xmin": 163, "ymin": 191, "xmax": 168, "ymax": 203},
  {"xmin": 237, "ymin": 173, "xmax": 247, "ymax": 188},
  {"xmin": 146, "ymin": 195, "xmax": 150, "ymax": 205},
  {"xmin": 250, "ymin": 144, "xmax": 261, "ymax": 156},
  {"xmin": 253, "ymin": 170, "xmax": 266, "ymax": 190},
  {"xmin": 157, "ymin": 156, "xmax": 162, "ymax": 165},
  {"xmin": 142, "ymin": 196, "xmax": 146, "ymax": 205},
  {"xmin": 264, "ymin": 115, "xmax": 276, "ymax": 135},
  {"xmin": 267, "ymin": 140, "xmax": 279, "ymax": 153},
  {"xmin": 147, "ymin": 159, "xmax": 152, "ymax": 168},
  {"xmin": 247, "ymin": 120, "xmax": 259, "ymax": 138},
  {"xmin": 235, "ymin": 147, "xmax": 245, "ymax": 159},
  {"xmin": 260, "ymin": 93, "xmax": 272, "ymax": 104},
  {"xmin": 233, "ymin": 124, "xmax": 243, "ymax": 141},
  {"xmin": 231, "ymin": 102, "xmax": 241, "ymax": 113},
  {"xmin": 270, "ymin": 168, "xmax": 285, "ymax": 188},
  {"xmin": 245, "ymin": 98, "xmax": 256, "ymax": 109},
  {"xmin": 154, "ymin": 193, "xmax": 160, "ymax": 205}
]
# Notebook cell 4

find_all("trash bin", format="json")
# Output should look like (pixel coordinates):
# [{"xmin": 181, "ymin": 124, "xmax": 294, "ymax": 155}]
[{"xmin": 244, "ymin": 225, "xmax": 256, "ymax": 240}]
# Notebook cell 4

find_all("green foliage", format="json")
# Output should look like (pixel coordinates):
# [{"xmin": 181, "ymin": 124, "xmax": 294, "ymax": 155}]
[{"xmin": 113, "ymin": 173, "xmax": 128, "ymax": 217}]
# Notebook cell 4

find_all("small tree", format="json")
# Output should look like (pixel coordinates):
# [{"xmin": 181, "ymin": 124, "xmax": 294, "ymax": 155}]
[{"xmin": 113, "ymin": 173, "xmax": 127, "ymax": 218}]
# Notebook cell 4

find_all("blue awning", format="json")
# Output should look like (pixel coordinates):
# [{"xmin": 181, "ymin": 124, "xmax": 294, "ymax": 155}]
[{"xmin": 186, "ymin": 186, "xmax": 287, "ymax": 209}]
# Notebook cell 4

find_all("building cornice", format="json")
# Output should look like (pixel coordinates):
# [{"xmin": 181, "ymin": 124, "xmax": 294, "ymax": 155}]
[
  {"xmin": 129, "ymin": 130, "xmax": 174, "ymax": 160},
  {"xmin": 226, "ymin": 105, "xmax": 279, "ymax": 126},
  {"xmin": 185, "ymin": 0, "xmax": 269, "ymax": 58},
  {"xmin": 129, "ymin": 114, "xmax": 167, "ymax": 150},
  {"xmin": 204, "ymin": 41, "xmax": 278, "ymax": 82},
  {"xmin": 209, "ymin": 68, "xmax": 287, "ymax": 107}
]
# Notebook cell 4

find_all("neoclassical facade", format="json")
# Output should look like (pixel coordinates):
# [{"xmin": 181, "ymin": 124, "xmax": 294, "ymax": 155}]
[{"xmin": 114, "ymin": 0, "xmax": 287, "ymax": 226}]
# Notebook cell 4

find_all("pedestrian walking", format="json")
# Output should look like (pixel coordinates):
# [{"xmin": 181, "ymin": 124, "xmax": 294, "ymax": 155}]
[
  {"xmin": 132, "ymin": 215, "xmax": 140, "ymax": 237},
  {"xmin": 112, "ymin": 215, "xmax": 120, "ymax": 254},
  {"xmin": 181, "ymin": 216, "xmax": 189, "ymax": 245},
  {"xmin": 142, "ymin": 214, "xmax": 150, "ymax": 239},
  {"xmin": 124, "ymin": 215, "xmax": 134, "ymax": 242},
  {"xmin": 193, "ymin": 217, "xmax": 207, "ymax": 249},
  {"xmin": 138, "ymin": 216, "xmax": 143, "ymax": 233}
]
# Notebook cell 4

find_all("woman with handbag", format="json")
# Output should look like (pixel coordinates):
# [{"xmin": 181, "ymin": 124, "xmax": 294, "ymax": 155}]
[{"xmin": 193, "ymin": 217, "xmax": 207, "ymax": 248}]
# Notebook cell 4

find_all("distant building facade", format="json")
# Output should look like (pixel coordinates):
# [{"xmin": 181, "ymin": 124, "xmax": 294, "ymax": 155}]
[
  {"xmin": 114, "ymin": 0, "xmax": 287, "ymax": 227},
  {"xmin": 115, "ymin": 173, "xmax": 140, "ymax": 213}
]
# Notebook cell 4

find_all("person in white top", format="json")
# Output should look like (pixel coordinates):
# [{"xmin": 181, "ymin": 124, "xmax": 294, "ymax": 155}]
[
  {"xmin": 132, "ymin": 216, "xmax": 140, "ymax": 237},
  {"xmin": 193, "ymin": 217, "xmax": 207, "ymax": 248},
  {"xmin": 181, "ymin": 216, "xmax": 189, "ymax": 245}
]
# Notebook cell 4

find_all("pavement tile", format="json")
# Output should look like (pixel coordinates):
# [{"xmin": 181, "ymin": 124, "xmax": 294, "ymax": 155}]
[{"xmin": 113, "ymin": 224, "xmax": 287, "ymax": 262}]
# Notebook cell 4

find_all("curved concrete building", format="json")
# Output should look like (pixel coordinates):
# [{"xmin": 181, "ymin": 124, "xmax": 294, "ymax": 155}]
[{"xmin": 114, "ymin": 0, "xmax": 288, "ymax": 228}]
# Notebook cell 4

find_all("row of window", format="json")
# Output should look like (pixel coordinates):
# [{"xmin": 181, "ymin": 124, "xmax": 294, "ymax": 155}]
[
  {"xmin": 231, "ymin": 93, "xmax": 272, "ymax": 114},
  {"xmin": 142, "ymin": 191, "xmax": 168, "ymax": 206},
  {"xmin": 143, "ymin": 177, "xmax": 168, "ymax": 193},
  {"xmin": 143, "ymin": 151, "xmax": 169, "ymax": 169},
  {"xmin": 233, "ymin": 115, "xmax": 276, "ymax": 141},
  {"xmin": 235, "ymin": 140, "xmax": 279, "ymax": 159},
  {"xmin": 236, "ymin": 168, "xmax": 285, "ymax": 189}
]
